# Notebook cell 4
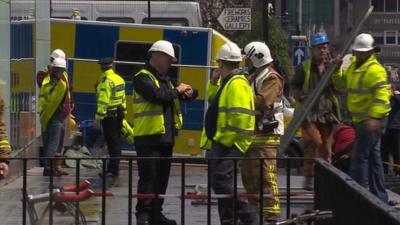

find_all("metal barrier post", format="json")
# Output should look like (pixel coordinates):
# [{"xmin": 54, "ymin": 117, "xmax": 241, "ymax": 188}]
[
  {"xmin": 233, "ymin": 159, "xmax": 237, "ymax": 225},
  {"xmin": 207, "ymin": 159, "xmax": 211, "ymax": 225},
  {"xmin": 102, "ymin": 158, "xmax": 107, "ymax": 225},
  {"xmin": 180, "ymin": 160, "xmax": 186, "ymax": 225},
  {"xmin": 259, "ymin": 158, "xmax": 264, "ymax": 225},
  {"xmin": 49, "ymin": 158, "xmax": 54, "ymax": 225},
  {"xmin": 22, "ymin": 158, "xmax": 27, "ymax": 225},
  {"xmin": 128, "ymin": 158, "xmax": 133, "ymax": 225},
  {"xmin": 286, "ymin": 159, "xmax": 291, "ymax": 219},
  {"xmin": 75, "ymin": 159, "xmax": 81, "ymax": 225}
]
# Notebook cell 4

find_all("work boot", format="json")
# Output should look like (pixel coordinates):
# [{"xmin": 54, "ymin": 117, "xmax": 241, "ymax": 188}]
[
  {"xmin": 98, "ymin": 171, "xmax": 119, "ymax": 178},
  {"xmin": 43, "ymin": 168, "xmax": 63, "ymax": 177},
  {"xmin": 158, "ymin": 214, "xmax": 177, "ymax": 225},
  {"xmin": 54, "ymin": 158, "xmax": 69, "ymax": 175},
  {"xmin": 136, "ymin": 213, "xmax": 150, "ymax": 225},
  {"xmin": 264, "ymin": 218, "xmax": 278, "ymax": 225}
]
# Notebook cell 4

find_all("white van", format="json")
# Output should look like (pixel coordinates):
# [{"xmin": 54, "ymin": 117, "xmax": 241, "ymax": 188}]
[{"xmin": 11, "ymin": 1, "xmax": 203, "ymax": 27}]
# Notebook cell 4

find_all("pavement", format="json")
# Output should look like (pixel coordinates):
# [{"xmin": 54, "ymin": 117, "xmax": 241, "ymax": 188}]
[{"xmin": 0, "ymin": 162, "xmax": 315, "ymax": 225}]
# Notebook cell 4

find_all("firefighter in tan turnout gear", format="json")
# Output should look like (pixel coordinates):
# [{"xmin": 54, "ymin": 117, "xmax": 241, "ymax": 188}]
[{"xmin": 241, "ymin": 41, "xmax": 283, "ymax": 222}]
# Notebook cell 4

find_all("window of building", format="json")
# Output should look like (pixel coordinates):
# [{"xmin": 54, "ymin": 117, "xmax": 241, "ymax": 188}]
[
  {"xmin": 372, "ymin": 0, "xmax": 399, "ymax": 12},
  {"xmin": 385, "ymin": 31, "xmax": 398, "ymax": 45},
  {"xmin": 372, "ymin": 31, "xmax": 384, "ymax": 45},
  {"xmin": 386, "ymin": 0, "xmax": 398, "ymax": 12},
  {"xmin": 115, "ymin": 42, "xmax": 181, "ymax": 82},
  {"xmin": 372, "ymin": 0, "xmax": 384, "ymax": 12},
  {"xmin": 142, "ymin": 17, "xmax": 189, "ymax": 26},
  {"xmin": 96, "ymin": 17, "xmax": 135, "ymax": 23}
]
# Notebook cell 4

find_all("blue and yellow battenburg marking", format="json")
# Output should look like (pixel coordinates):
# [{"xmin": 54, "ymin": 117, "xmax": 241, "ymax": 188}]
[
  {"xmin": 50, "ymin": 20, "xmax": 228, "ymax": 155},
  {"xmin": 10, "ymin": 21, "xmax": 35, "ymax": 114}
]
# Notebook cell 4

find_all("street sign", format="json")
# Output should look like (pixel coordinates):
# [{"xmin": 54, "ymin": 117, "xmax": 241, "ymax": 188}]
[
  {"xmin": 292, "ymin": 46, "xmax": 307, "ymax": 67},
  {"xmin": 217, "ymin": 8, "xmax": 251, "ymax": 31}
]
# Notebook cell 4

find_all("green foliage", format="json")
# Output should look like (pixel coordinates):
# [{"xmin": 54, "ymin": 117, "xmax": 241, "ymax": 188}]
[
  {"xmin": 267, "ymin": 16, "xmax": 294, "ymax": 78},
  {"xmin": 228, "ymin": 12, "xmax": 294, "ymax": 78}
]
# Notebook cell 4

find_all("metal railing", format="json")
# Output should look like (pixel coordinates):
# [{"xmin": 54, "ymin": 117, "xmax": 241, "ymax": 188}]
[{"xmin": 3, "ymin": 156, "xmax": 321, "ymax": 225}]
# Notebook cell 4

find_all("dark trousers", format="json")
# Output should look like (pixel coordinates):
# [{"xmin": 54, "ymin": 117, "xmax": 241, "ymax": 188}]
[
  {"xmin": 381, "ymin": 129, "xmax": 400, "ymax": 174},
  {"xmin": 210, "ymin": 142, "xmax": 259, "ymax": 225},
  {"xmin": 135, "ymin": 145, "xmax": 173, "ymax": 222},
  {"xmin": 350, "ymin": 119, "xmax": 388, "ymax": 203},
  {"xmin": 101, "ymin": 116, "xmax": 122, "ymax": 175}
]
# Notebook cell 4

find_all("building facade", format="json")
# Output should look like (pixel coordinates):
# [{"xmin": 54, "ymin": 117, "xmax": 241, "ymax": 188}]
[{"xmin": 352, "ymin": 0, "xmax": 400, "ymax": 80}]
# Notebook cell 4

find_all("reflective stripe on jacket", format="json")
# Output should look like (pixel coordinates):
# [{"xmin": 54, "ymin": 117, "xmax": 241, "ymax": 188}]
[
  {"xmin": 332, "ymin": 54, "xmax": 391, "ymax": 123},
  {"xmin": 95, "ymin": 69, "xmax": 126, "ymax": 120},
  {"xmin": 38, "ymin": 78, "xmax": 68, "ymax": 130},
  {"xmin": 133, "ymin": 69, "xmax": 182, "ymax": 136},
  {"xmin": 210, "ymin": 74, "xmax": 255, "ymax": 153}
]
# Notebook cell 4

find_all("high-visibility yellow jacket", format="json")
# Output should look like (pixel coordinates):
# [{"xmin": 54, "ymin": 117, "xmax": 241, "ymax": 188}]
[
  {"xmin": 133, "ymin": 69, "xmax": 182, "ymax": 136},
  {"xmin": 332, "ymin": 54, "xmax": 391, "ymax": 123},
  {"xmin": 95, "ymin": 69, "xmax": 126, "ymax": 120},
  {"xmin": 206, "ymin": 74, "xmax": 255, "ymax": 153},
  {"xmin": 38, "ymin": 77, "xmax": 69, "ymax": 130}
]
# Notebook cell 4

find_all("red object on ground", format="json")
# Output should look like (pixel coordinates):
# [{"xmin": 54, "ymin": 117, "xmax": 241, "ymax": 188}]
[{"xmin": 333, "ymin": 124, "xmax": 356, "ymax": 155}]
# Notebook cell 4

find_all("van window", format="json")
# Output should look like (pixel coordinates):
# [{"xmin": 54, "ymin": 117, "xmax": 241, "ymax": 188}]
[
  {"xmin": 142, "ymin": 17, "xmax": 189, "ymax": 26},
  {"xmin": 115, "ymin": 42, "xmax": 180, "ymax": 82},
  {"xmin": 96, "ymin": 17, "xmax": 135, "ymax": 23}
]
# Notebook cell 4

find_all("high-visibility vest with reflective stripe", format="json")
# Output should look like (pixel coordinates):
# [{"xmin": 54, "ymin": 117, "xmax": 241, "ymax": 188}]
[
  {"xmin": 333, "ymin": 54, "xmax": 391, "ymax": 123},
  {"xmin": 299, "ymin": 59, "xmax": 341, "ymax": 119},
  {"xmin": 133, "ymin": 69, "xmax": 182, "ymax": 136},
  {"xmin": 211, "ymin": 74, "xmax": 255, "ymax": 153},
  {"xmin": 38, "ymin": 78, "xmax": 68, "ymax": 130},
  {"xmin": 95, "ymin": 69, "xmax": 126, "ymax": 120}
]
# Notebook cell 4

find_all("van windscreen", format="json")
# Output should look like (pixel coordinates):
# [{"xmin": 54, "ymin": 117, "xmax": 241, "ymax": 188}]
[
  {"xmin": 96, "ymin": 17, "xmax": 135, "ymax": 23},
  {"xmin": 142, "ymin": 17, "xmax": 189, "ymax": 26}
]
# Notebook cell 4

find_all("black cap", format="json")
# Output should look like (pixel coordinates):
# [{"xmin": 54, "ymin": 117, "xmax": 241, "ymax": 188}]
[{"xmin": 98, "ymin": 57, "xmax": 114, "ymax": 65}]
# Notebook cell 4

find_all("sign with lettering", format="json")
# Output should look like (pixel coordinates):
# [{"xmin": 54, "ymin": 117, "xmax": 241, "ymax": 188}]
[{"xmin": 217, "ymin": 8, "xmax": 251, "ymax": 30}]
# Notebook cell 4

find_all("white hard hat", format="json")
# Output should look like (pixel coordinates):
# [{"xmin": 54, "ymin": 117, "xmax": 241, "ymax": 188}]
[
  {"xmin": 51, "ymin": 57, "xmax": 66, "ymax": 69},
  {"xmin": 217, "ymin": 42, "xmax": 242, "ymax": 62},
  {"xmin": 148, "ymin": 40, "xmax": 177, "ymax": 61},
  {"xmin": 352, "ymin": 33, "xmax": 374, "ymax": 52},
  {"xmin": 50, "ymin": 49, "xmax": 66, "ymax": 60},
  {"xmin": 243, "ymin": 41, "xmax": 273, "ymax": 68}
]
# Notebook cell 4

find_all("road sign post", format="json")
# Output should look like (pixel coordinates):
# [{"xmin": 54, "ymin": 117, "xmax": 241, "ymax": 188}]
[
  {"xmin": 217, "ymin": 8, "xmax": 251, "ymax": 31},
  {"xmin": 292, "ymin": 46, "xmax": 307, "ymax": 67}
]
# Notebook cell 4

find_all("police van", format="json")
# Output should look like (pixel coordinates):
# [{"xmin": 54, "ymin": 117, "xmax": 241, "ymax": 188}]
[
  {"xmin": 11, "ymin": 1, "xmax": 203, "ymax": 27},
  {"xmin": 10, "ymin": 16, "xmax": 230, "ymax": 155}
]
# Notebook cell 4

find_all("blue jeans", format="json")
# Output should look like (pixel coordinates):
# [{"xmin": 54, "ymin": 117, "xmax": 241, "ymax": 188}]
[
  {"xmin": 350, "ymin": 118, "xmax": 388, "ymax": 203},
  {"xmin": 42, "ymin": 118, "xmax": 64, "ymax": 170}
]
